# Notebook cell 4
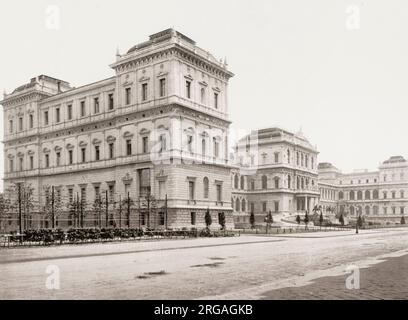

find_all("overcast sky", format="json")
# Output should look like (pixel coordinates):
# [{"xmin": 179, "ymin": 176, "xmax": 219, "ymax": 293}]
[{"xmin": 1, "ymin": 0, "xmax": 407, "ymax": 191}]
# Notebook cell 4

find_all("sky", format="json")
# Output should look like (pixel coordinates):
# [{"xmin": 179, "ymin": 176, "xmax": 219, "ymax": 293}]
[{"xmin": 1, "ymin": 0, "xmax": 408, "ymax": 191}]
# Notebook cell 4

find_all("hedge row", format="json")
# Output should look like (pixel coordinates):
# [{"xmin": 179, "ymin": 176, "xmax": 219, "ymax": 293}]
[{"xmin": 16, "ymin": 228, "xmax": 234, "ymax": 244}]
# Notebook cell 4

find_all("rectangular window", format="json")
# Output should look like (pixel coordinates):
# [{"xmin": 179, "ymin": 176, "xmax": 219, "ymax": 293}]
[
  {"xmin": 139, "ymin": 169, "xmax": 151, "ymax": 197},
  {"xmin": 141, "ymin": 84, "xmax": 147, "ymax": 101},
  {"xmin": 29, "ymin": 156, "xmax": 34, "ymax": 170},
  {"xmin": 94, "ymin": 186, "xmax": 100, "ymax": 200},
  {"xmin": 189, "ymin": 181, "xmax": 195, "ymax": 200},
  {"xmin": 67, "ymin": 104, "xmax": 72, "ymax": 120},
  {"xmin": 186, "ymin": 81, "xmax": 191, "ymax": 99},
  {"xmin": 81, "ymin": 187, "xmax": 86, "ymax": 204},
  {"xmin": 401, "ymin": 207, "xmax": 405, "ymax": 215},
  {"xmin": 29, "ymin": 114, "xmax": 33, "ymax": 129},
  {"xmin": 45, "ymin": 154, "xmax": 50, "ymax": 168},
  {"xmin": 68, "ymin": 150, "xmax": 73, "ymax": 164},
  {"xmin": 19, "ymin": 117, "xmax": 23, "ymax": 131},
  {"xmin": 213, "ymin": 138, "xmax": 219, "ymax": 158},
  {"xmin": 214, "ymin": 92, "xmax": 218, "ymax": 109},
  {"xmin": 159, "ymin": 134, "xmax": 166, "ymax": 153},
  {"xmin": 56, "ymin": 152, "xmax": 61, "ymax": 166},
  {"xmin": 80, "ymin": 101, "xmax": 86, "ymax": 117},
  {"xmin": 250, "ymin": 202, "xmax": 255, "ymax": 213},
  {"xmin": 56, "ymin": 108, "xmax": 60, "ymax": 123},
  {"xmin": 274, "ymin": 152, "xmax": 279, "ymax": 163},
  {"xmin": 262, "ymin": 202, "xmax": 267, "ymax": 212},
  {"xmin": 19, "ymin": 157, "xmax": 23, "ymax": 171},
  {"xmin": 81, "ymin": 148, "xmax": 86, "ymax": 163},
  {"xmin": 108, "ymin": 93, "xmax": 114, "ymax": 110},
  {"xmin": 158, "ymin": 212, "xmax": 165, "ymax": 226},
  {"xmin": 9, "ymin": 120, "xmax": 13, "ymax": 133},
  {"xmin": 142, "ymin": 136, "xmax": 149, "ymax": 153},
  {"xmin": 216, "ymin": 184, "xmax": 222, "ymax": 202},
  {"xmin": 94, "ymin": 97, "xmax": 99, "ymax": 114},
  {"xmin": 159, "ymin": 78, "xmax": 166, "ymax": 97},
  {"xmin": 187, "ymin": 135, "xmax": 193, "ymax": 152},
  {"xmin": 95, "ymin": 146, "xmax": 100, "ymax": 161},
  {"xmin": 68, "ymin": 188, "xmax": 73, "ymax": 203},
  {"xmin": 274, "ymin": 201, "xmax": 279, "ymax": 212},
  {"xmin": 109, "ymin": 143, "xmax": 114, "ymax": 159},
  {"xmin": 126, "ymin": 140, "xmax": 132, "ymax": 156},
  {"xmin": 191, "ymin": 212, "xmax": 196, "ymax": 225},
  {"xmin": 44, "ymin": 111, "xmax": 49, "ymax": 125},
  {"xmin": 125, "ymin": 87, "xmax": 131, "ymax": 105},
  {"xmin": 9, "ymin": 159, "xmax": 13, "ymax": 172},
  {"xmin": 108, "ymin": 184, "xmax": 115, "ymax": 202}
]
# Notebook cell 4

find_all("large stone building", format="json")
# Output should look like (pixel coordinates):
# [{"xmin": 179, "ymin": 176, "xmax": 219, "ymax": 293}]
[
  {"xmin": 318, "ymin": 156, "xmax": 408, "ymax": 224},
  {"xmin": 231, "ymin": 127, "xmax": 320, "ymax": 227},
  {"xmin": 1, "ymin": 29, "xmax": 235, "ymax": 231}
]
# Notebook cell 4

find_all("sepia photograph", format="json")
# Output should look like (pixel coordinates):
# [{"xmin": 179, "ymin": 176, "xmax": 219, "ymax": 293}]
[{"xmin": 0, "ymin": 0, "xmax": 407, "ymax": 312}]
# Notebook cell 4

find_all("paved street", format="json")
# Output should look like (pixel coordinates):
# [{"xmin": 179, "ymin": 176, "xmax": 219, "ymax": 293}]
[{"xmin": 1, "ymin": 228, "xmax": 408, "ymax": 299}]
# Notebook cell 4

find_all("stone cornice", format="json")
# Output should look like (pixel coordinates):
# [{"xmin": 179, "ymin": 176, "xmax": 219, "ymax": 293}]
[
  {"xmin": 1, "ymin": 91, "xmax": 50, "ymax": 108},
  {"xmin": 111, "ymin": 46, "xmax": 233, "ymax": 81}
]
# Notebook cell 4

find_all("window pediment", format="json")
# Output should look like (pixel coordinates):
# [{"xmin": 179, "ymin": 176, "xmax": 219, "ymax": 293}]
[
  {"xmin": 79, "ymin": 141, "xmax": 88, "ymax": 147},
  {"xmin": 199, "ymin": 81, "xmax": 208, "ymax": 87},
  {"xmin": 123, "ymin": 131, "xmax": 134, "ymax": 138},
  {"xmin": 7, "ymin": 154, "xmax": 15, "ymax": 159},
  {"xmin": 184, "ymin": 74, "xmax": 193, "ymax": 81},
  {"xmin": 157, "ymin": 71, "xmax": 168, "ymax": 78},
  {"xmin": 54, "ymin": 146, "xmax": 62, "ymax": 152},
  {"xmin": 139, "ymin": 76, "xmax": 150, "ymax": 83},
  {"xmin": 139, "ymin": 128, "xmax": 151, "ymax": 135},
  {"xmin": 92, "ymin": 138, "xmax": 102, "ymax": 145},
  {"xmin": 43, "ymin": 147, "xmax": 51, "ymax": 154},
  {"xmin": 212, "ymin": 86, "xmax": 221, "ymax": 93},
  {"xmin": 27, "ymin": 150, "xmax": 35, "ymax": 155},
  {"xmin": 66, "ymin": 143, "xmax": 75, "ymax": 150},
  {"xmin": 106, "ymin": 135, "xmax": 116, "ymax": 143},
  {"xmin": 17, "ymin": 151, "xmax": 24, "ymax": 157}
]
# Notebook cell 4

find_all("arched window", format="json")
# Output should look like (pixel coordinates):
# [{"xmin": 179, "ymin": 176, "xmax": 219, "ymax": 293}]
[
  {"xmin": 262, "ymin": 175, "xmax": 268, "ymax": 189},
  {"xmin": 373, "ymin": 190, "xmax": 379, "ymax": 199},
  {"xmin": 365, "ymin": 206, "xmax": 370, "ymax": 215},
  {"xmin": 203, "ymin": 177, "xmax": 209, "ymax": 199},
  {"xmin": 274, "ymin": 177, "xmax": 280, "ymax": 189},
  {"xmin": 365, "ymin": 190, "xmax": 370, "ymax": 200},
  {"xmin": 349, "ymin": 191, "xmax": 355, "ymax": 200},
  {"xmin": 373, "ymin": 206, "xmax": 379, "ymax": 215},
  {"xmin": 235, "ymin": 198, "xmax": 240, "ymax": 212},
  {"xmin": 234, "ymin": 174, "xmax": 239, "ymax": 189},
  {"xmin": 357, "ymin": 191, "xmax": 363, "ymax": 200},
  {"xmin": 288, "ymin": 175, "xmax": 291, "ymax": 189},
  {"xmin": 350, "ymin": 206, "xmax": 355, "ymax": 215},
  {"xmin": 357, "ymin": 206, "xmax": 362, "ymax": 215},
  {"xmin": 240, "ymin": 176, "xmax": 245, "ymax": 190},
  {"xmin": 241, "ymin": 199, "xmax": 246, "ymax": 212},
  {"xmin": 287, "ymin": 149, "xmax": 290, "ymax": 164},
  {"xmin": 339, "ymin": 191, "xmax": 344, "ymax": 200}
]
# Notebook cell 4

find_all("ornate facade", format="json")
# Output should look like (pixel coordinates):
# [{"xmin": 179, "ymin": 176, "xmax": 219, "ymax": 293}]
[
  {"xmin": 318, "ymin": 156, "xmax": 408, "ymax": 224},
  {"xmin": 1, "ymin": 29, "xmax": 235, "ymax": 231},
  {"xmin": 231, "ymin": 127, "xmax": 319, "ymax": 227}
]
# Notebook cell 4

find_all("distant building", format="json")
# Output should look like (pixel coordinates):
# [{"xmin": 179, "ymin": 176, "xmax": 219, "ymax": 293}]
[
  {"xmin": 318, "ymin": 156, "xmax": 408, "ymax": 224},
  {"xmin": 231, "ymin": 127, "xmax": 319, "ymax": 227},
  {"xmin": 1, "ymin": 29, "xmax": 234, "ymax": 232}
]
